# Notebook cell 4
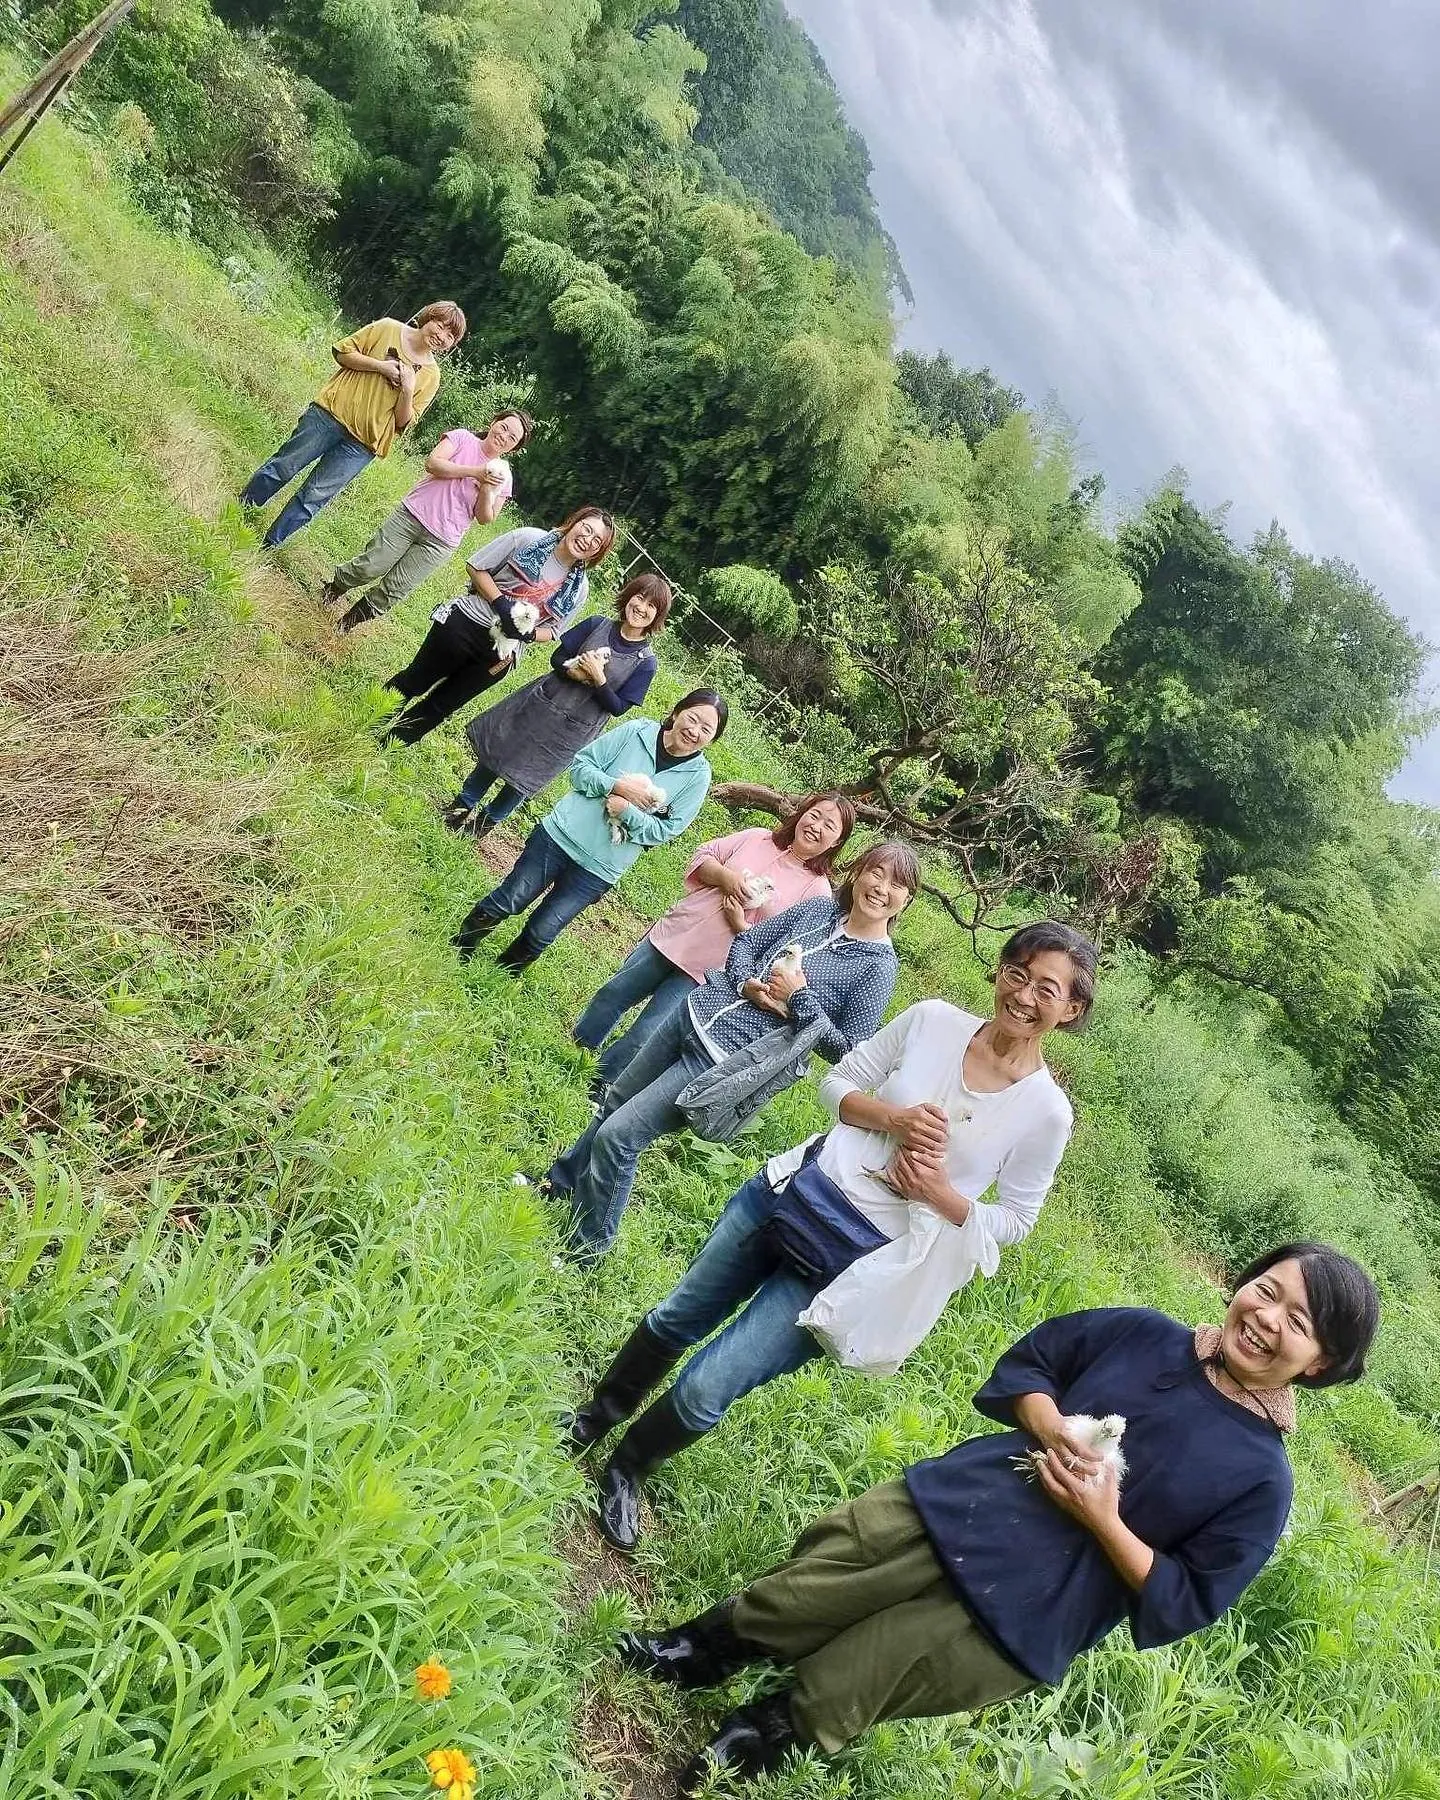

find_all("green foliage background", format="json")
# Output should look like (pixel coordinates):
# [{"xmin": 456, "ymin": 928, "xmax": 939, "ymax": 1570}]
[{"xmin": 0, "ymin": 2, "xmax": 1439, "ymax": 1795}]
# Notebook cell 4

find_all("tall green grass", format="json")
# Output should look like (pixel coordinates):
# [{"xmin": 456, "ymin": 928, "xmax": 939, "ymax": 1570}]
[{"xmin": 2, "ymin": 80, "xmax": 1439, "ymax": 1800}]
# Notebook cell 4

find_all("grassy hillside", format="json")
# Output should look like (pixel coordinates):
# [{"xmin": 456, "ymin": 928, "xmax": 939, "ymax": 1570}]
[{"xmin": 2, "ymin": 92, "xmax": 1440, "ymax": 1799}]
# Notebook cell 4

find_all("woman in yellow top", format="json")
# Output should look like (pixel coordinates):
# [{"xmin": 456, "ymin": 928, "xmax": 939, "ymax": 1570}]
[{"xmin": 240, "ymin": 301, "xmax": 465, "ymax": 548}]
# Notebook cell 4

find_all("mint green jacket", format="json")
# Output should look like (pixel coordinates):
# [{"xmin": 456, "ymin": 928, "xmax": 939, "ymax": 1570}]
[{"xmin": 541, "ymin": 718, "xmax": 713, "ymax": 884}]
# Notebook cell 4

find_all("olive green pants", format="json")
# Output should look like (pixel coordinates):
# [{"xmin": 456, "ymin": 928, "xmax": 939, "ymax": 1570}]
[
  {"xmin": 332, "ymin": 503, "xmax": 455, "ymax": 616},
  {"xmin": 732, "ymin": 1481, "xmax": 1035, "ymax": 1753}
]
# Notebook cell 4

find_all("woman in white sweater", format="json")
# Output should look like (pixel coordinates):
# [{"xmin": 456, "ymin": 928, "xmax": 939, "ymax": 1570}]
[{"xmin": 564, "ymin": 919, "xmax": 1098, "ymax": 1550}]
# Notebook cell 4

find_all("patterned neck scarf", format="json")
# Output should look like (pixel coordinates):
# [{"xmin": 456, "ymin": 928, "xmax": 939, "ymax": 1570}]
[
  {"xmin": 497, "ymin": 530, "xmax": 587, "ymax": 618},
  {"xmin": 1194, "ymin": 1325, "xmax": 1297, "ymax": 1434}
]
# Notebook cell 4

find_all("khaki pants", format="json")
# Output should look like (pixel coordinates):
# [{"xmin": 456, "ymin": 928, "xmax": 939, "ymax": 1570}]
[
  {"xmin": 333, "ymin": 503, "xmax": 455, "ymax": 616},
  {"xmin": 733, "ymin": 1481, "xmax": 1034, "ymax": 1753}
]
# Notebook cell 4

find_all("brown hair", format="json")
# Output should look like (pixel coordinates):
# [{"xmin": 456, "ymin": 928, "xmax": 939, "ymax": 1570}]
[
  {"xmin": 414, "ymin": 300, "xmax": 467, "ymax": 344},
  {"xmin": 489, "ymin": 407, "xmax": 535, "ymax": 447},
  {"xmin": 614, "ymin": 572, "xmax": 671, "ymax": 636},
  {"xmin": 835, "ymin": 840, "xmax": 921, "ymax": 915},
  {"xmin": 772, "ymin": 791, "xmax": 857, "ymax": 876},
  {"xmin": 557, "ymin": 505, "xmax": 617, "ymax": 567}
]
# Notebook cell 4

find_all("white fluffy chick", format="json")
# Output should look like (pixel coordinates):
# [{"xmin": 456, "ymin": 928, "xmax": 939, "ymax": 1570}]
[
  {"xmin": 488, "ymin": 599, "xmax": 541, "ymax": 662},
  {"xmin": 768, "ymin": 941, "xmax": 804, "ymax": 980},
  {"xmin": 739, "ymin": 870, "xmax": 775, "ymax": 908},
  {"xmin": 1013, "ymin": 1413, "xmax": 1128, "ymax": 1489},
  {"xmin": 608, "ymin": 775, "xmax": 669, "ymax": 844},
  {"xmin": 563, "ymin": 644, "xmax": 611, "ymax": 675}
]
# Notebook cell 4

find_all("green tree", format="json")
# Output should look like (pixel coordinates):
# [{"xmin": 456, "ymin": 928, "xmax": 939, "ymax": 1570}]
[{"xmin": 895, "ymin": 349, "xmax": 1024, "ymax": 449}]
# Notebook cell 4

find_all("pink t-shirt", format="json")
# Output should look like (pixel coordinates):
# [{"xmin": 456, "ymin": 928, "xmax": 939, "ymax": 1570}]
[
  {"xmin": 402, "ymin": 429, "xmax": 514, "ymax": 548},
  {"xmin": 649, "ymin": 827, "xmax": 833, "ymax": 983}
]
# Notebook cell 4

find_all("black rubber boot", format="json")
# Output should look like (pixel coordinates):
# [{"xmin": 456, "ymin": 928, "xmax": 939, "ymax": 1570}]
[
  {"xmin": 451, "ymin": 905, "xmax": 500, "ymax": 959},
  {"xmin": 496, "ymin": 930, "xmax": 543, "ymax": 976},
  {"xmin": 564, "ymin": 1319, "xmax": 684, "ymax": 1455},
  {"xmin": 617, "ymin": 1598, "xmax": 770, "ymax": 1689},
  {"xmin": 440, "ymin": 800, "xmax": 475, "ymax": 832},
  {"xmin": 336, "ymin": 595, "xmax": 379, "ymax": 633},
  {"xmin": 596, "ymin": 1392, "xmax": 706, "ymax": 1552},
  {"xmin": 677, "ymin": 1693, "xmax": 802, "ymax": 1796}
]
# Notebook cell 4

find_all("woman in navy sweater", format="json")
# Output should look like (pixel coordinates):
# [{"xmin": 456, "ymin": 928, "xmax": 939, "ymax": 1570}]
[{"xmin": 617, "ymin": 1241, "xmax": 1379, "ymax": 1796}]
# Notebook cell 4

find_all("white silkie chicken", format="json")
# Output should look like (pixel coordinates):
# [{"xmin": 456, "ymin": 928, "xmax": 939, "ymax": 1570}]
[
  {"xmin": 1013, "ymin": 1414, "xmax": 1128, "ymax": 1489},
  {"xmin": 488, "ymin": 599, "xmax": 541, "ymax": 664},
  {"xmin": 608, "ymin": 775, "xmax": 669, "ymax": 844},
  {"xmin": 768, "ymin": 941, "xmax": 804, "ymax": 981},
  {"xmin": 563, "ymin": 644, "xmax": 611, "ymax": 676},
  {"xmin": 739, "ymin": 870, "xmax": 776, "ymax": 909}
]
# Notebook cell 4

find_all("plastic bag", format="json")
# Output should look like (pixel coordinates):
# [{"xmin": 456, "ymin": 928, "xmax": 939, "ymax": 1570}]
[{"xmin": 797, "ymin": 1201, "xmax": 999, "ymax": 1377}]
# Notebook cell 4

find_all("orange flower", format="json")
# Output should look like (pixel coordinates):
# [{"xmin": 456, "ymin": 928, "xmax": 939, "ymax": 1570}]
[
  {"xmin": 414, "ymin": 1659, "xmax": 453, "ymax": 1702},
  {"xmin": 425, "ymin": 1747, "xmax": 476, "ymax": 1800}
]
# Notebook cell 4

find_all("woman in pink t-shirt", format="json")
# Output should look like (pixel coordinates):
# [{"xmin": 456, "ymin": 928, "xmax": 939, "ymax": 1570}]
[
  {"xmin": 323, "ymin": 407, "xmax": 534, "ymax": 632},
  {"xmin": 573, "ymin": 792, "xmax": 857, "ymax": 1094}
]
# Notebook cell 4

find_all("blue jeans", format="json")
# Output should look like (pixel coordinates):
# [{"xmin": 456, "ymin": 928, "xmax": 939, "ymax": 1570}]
[
  {"xmin": 467, "ymin": 824, "xmax": 611, "ymax": 967},
  {"xmin": 240, "ymin": 404, "xmax": 373, "ymax": 546},
  {"xmin": 458, "ymin": 761, "xmax": 527, "ymax": 830},
  {"xmin": 648, "ymin": 1168, "xmax": 822, "ymax": 1432},
  {"xmin": 548, "ymin": 1003, "xmax": 711, "ymax": 1263},
  {"xmin": 572, "ymin": 935, "xmax": 698, "ymax": 1085}
]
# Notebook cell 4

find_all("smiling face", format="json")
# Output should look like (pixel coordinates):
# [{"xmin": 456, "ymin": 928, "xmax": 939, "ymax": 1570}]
[
  {"xmin": 1222, "ymin": 1257, "xmax": 1330, "ymax": 1390},
  {"xmin": 791, "ymin": 800, "xmax": 847, "ymax": 861},
  {"xmin": 663, "ymin": 703, "xmax": 720, "ymax": 755},
  {"xmin": 622, "ymin": 590, "xmax": 658, "ymax": 634},
  {"xmin": 419, "ymin": 318, "xmax": 459, "ymax": 355},
  {"xmin": 848, "ymin": 855, "xmax": 911, "ymax": 928},
  {"xmin": 484, "ymin": 413, "xmax": 525, "ymax": 456},
  {"xmin": 993, "ymin": 949, "xmax": 1083, "ymax": 1041},
  {"xmin": 564, "ymin": 514, "xmax": 610, "ymax": 562}
]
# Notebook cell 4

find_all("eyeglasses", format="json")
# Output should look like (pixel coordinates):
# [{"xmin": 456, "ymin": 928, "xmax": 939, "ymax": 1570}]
[{"xmin": 998, "ymin": 963, "xmax": 1067, "ymax": 1007}]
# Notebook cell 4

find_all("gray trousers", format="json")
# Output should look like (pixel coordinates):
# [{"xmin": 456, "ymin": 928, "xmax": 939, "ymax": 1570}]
[
  {"xmin": 332, "ymin": 503, "xmax": 456, "ymax": 616},
  {"xmin": 733, "ymin": 1481, "xmax": 1035, "ymax": 1753}
]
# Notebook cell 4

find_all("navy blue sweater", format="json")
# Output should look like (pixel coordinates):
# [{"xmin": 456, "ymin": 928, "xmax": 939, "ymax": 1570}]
[{"xmin": 905, "ymin": 1309, "xmax": 1293, "ymax": 1684}]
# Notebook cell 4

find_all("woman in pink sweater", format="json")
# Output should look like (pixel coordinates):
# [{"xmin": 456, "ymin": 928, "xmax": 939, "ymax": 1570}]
[{"xmin": 573, "ymin": 793, "xmax": 856, "ymax": 1096}]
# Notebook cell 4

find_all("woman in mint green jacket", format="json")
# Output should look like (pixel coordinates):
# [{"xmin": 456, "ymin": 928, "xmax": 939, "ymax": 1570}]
[{"xmin": 452, "ymin": 691, "xmax": 727, "ymax": 975}]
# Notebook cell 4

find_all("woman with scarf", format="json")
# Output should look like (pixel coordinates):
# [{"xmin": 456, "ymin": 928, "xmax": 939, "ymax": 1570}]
[
  {"xmin": 619, "ymin": 1241, "xmax": 1379, "ymax": 1796},
  {"xmin": 537, "ymin": 843, "xmax": 919, "ymax": 1270},
  {"xmin": 568, "ymin": 919, "xmax": 1093, "ymax": 1552},
  {"xmin": 381, "ymin": 506, "xmax": 615, "ymax": 744},
  {"xmin": 439, "ymin": 573, "xmax": 671, "ymax": 840}
]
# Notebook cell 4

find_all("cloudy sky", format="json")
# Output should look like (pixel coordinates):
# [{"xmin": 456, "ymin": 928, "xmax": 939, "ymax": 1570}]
[{"xmin": 786, "ymin": 0, "xmax": 1440, "ymax": 802}]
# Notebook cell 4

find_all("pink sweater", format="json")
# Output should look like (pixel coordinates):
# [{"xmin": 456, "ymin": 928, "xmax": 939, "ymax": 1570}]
[{"xmin": 649, "ymin": 826, "xmax": 832, "ymax": 983}]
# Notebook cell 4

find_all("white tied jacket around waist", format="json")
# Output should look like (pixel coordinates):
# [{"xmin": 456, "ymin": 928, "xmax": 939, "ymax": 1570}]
[{"xmin": 766, "ymin": 999, "xmax": 1075, "ymax": 1374}]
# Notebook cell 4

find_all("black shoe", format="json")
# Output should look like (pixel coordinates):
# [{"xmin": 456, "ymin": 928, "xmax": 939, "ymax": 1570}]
[
  {"xmin": 337, "ymin": 595, "xmax": 379, "ymax": 634},
  {"xmin": 320, "ymin": 578, "xmax": 347, "ymax": 612},
  {"xmin": 452, "ymin": 906, "xmax": 499, "ymax": 959},
  {"xmin": 617, "ymin": 1599, "xmax": 769, "ymax": 1689},
  {"xmin": 677, "ymin": 1694, "xmax": 802, "ymax": 1796},
  {"xmin": 496, "ymin": 934, "xmax": 541, "ymax": 976},
  {"xmin": 563, "ymin": 1319, "xmax": 684, "ymax": 1456},
  {"xmin": 586, "ymin": 1071, "xmax": 608, "ymax": 1110},
  {"xmin": 441, "ymin": 801, "xmax": 475, "ymax": 833},
  {"xmin": 596, "ymin": 1392, "xmax": 706, "ymax": 1552}
]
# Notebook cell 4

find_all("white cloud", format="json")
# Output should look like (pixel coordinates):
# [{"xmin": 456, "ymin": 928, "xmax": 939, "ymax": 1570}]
[{"xmin": 786, "ymin": 0, "xmax": 1440, "ymax": 799}]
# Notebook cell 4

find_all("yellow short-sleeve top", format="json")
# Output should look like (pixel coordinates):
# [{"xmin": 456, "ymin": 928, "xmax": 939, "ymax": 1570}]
[{"xmin": 314, "ymin": 318, "xmax": 441, "ymax": 457}]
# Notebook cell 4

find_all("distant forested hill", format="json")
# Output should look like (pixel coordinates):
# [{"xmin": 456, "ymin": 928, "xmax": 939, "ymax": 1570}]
[{"xmin": 676, "ymin": 0, "xmax": 911, "ymax": 299}]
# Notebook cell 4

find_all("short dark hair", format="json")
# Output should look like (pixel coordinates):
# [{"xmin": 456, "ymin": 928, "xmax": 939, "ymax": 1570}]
[
  {"xmin": 414, "ymin": 300, "xmax": 467, "ymax": 343},
  {"xmin": 835, "ymin": 840, "xmax": 921, "ymax": 914},
  {"xmin": 556, "ymin": 505, "xmax": 616, "ymax": 567},
  {"xmin": 997, "ymin": 920, "xmax": 1099, "ymax": 1031},
  {"xmin": 1232, "ymin": 1242, "xmax": 1380, "ymax": 1388},
  {"xmin": 663, "ymin": 688, "xmax": 728, "ymax": 741},
  {"xmin": 490, "ymin": 407, "xmax": 535, "ymax": 447},
  {"xmin": 772, "ymin": 791, "xmax": 857, "ymax": 876},
  {"xmin": 615, "ymin": 573, "xmax": 672, "ymax": 636}
]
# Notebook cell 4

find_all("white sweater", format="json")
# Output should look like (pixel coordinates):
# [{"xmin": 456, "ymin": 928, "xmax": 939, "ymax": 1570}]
[{"xmin": 766, "ymin": 999, "xmax": 1074, "ymax": 1251}]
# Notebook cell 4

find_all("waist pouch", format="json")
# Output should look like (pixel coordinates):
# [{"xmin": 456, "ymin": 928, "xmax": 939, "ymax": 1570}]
[{"xmin": 768, "ymin": 1144, "xmax": 891, "ymax": 1285}]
